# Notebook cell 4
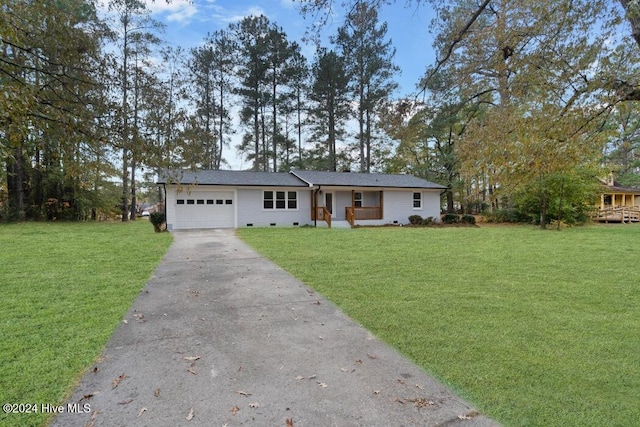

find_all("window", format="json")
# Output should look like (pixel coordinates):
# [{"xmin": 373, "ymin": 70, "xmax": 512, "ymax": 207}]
[
  {"xmin": 413, "ymin": 192, "xmax": 422, "ymax": 209},
  {"xmin": 207, "ymin": 199, "xmax": 214, "ymax": 205},
  {"xmin": 177, "ymin": 199, "xmax": 185, "ymax": 205},
  {"xmin": 197, "ymin": 199, "xmax": 204, "ymax": 205},
  {"xmin": 187, "ymin": 199, "xmax": 195, "ymax": 205},
  {"xmin": 287, "ymin": 192, "xmax": 297, "ymax": 209},
  {"xmin": 263, "ymin": 191, "xmax": 274, "ymax": 209},
  {"xmin": 354, "ymin": 192, "xmax": 363, "ymax": 208},
  {"xmin": 263, "ymin": 190, "xmax": 297, "ymax": 210},
  {"xmin": 225, "ymin": 199, "xmax": 233, "ymax": 205},
  {"xmin": 216, "ymin": 199, "xmax": 223, "ymax": 205}
]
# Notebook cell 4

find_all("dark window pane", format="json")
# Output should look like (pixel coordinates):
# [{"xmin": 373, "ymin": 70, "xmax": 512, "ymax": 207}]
[
  {"xmin": 225, "ymin": 199, "xmax": 232, "ymax": 205},
  {"xmin": 187, "ymin": 199, "xmax": 195, "ymax": 205},
  {"xmin": 177, "ymin": 199, "xmax": 185, "ymax": 205},
  {"xmin": 264, "ymin": 200, "xmax": 274, "ymax": 209}
]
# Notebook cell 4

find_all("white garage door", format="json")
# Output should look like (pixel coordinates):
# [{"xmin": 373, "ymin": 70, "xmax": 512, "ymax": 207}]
[{"xmin": 174, "ymin": 191, "xmax": 235, "ymax": 229}]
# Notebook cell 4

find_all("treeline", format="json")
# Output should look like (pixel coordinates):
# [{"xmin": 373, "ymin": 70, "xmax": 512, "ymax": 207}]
[
  {"xmin": 2, "ymin": 0, "xmax": 640, "ymax": 228},
  {"xmin": 1, "ymin": 1, "xmax": 397, "ymax": 221}
]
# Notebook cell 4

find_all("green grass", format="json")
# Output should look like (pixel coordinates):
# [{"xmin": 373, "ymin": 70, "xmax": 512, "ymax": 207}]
[
  {"xmin": 237, "ymin": 225, "xmax": 640, "ymax": 427},
  {"xmin": 0, "ymin": 221, "xmax": 172, "ymax": 427}
]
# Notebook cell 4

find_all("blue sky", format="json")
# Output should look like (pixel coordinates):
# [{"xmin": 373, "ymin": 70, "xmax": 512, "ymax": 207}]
[{"xmin": 141, "ymin": 0, "xmax": 438, "ymax": 96}]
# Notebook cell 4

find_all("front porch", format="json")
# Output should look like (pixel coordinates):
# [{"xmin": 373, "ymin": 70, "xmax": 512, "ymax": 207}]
[
  {"xmin": 593, "ymin": 190, "xmax": 640, "ymax": 223},
  {"xmin": 312, "ymin": 190, "xmax": 383, "ymax": 228}
]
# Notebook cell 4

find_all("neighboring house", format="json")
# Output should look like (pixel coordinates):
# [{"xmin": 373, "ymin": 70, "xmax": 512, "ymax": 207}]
[
  {"xmin": 594, "ymin": 174, "xmax": 640, "ymax": 223},
  {"xmin": 156, "ymin": 169, "xmax": 446, "ymax": 230}
]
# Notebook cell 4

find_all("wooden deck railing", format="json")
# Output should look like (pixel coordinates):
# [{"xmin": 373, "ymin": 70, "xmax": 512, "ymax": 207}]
[
  {"xmin": 345, "ymin": 206, "xmax": 382, "ymax": 227},
  {"xmin": 317, "ymin": 206, "xmax": 332, "ymax": 228},
  {"xmin": 594, "ymin": 206, "xmax": 640, "ymax": 223}
]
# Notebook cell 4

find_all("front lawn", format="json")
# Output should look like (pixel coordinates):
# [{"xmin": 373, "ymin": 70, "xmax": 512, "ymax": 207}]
[
  {"xmin": 0, "ymin": 221, "xmax": 172, "ymax": 427},
  {"xmin": 237, "ymin": 225, "xmax": 640, "ymax": 427}
]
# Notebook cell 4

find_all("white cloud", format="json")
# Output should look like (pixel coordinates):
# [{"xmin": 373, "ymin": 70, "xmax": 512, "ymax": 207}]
[
  {"xmin": 141, "ymin": 0, "xmax": 198, "ymax": 24},
  {"xmin": 217, "ymin": 6, "xmax": 268, "ymax": 24}
]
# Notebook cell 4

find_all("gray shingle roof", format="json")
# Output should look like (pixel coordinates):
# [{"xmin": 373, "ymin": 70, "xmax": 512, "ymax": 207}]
[
  {"xmin": 157, "ymin": 169, "xmax": 447, "ymax": 190},
  {"xmin": 156, "ymin": 170, "xmax": 309, "ymax": 187},
  {"xmin": 292, "ymin": 170, "xmax": 447, "ymax": 189}
]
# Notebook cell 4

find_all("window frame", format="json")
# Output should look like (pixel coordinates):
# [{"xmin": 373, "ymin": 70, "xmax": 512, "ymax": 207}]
[
  {"xmin": 263, "ymin": 190, "xmax": 298, "ymax": 211},
  {"xmin": 412, "ymin": 192, "xmax": 422, "ymax": 209}
]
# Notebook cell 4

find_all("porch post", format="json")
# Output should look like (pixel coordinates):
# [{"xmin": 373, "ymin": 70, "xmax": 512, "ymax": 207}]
[{"xmin": 379, "ymin": 191, "xmax": 384, "ymax": 219}]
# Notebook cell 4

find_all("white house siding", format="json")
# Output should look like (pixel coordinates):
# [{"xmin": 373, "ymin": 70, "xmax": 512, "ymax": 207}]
[
  {"xmin": 236, "ymin": 188, "xmax": 313, "ymax": 227},
  {"xmin": 165, "ymin": 186, "xmax": 237, "ymax": 230}
]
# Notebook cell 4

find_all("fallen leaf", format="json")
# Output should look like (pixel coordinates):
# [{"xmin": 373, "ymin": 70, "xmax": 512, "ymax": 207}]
[
  {"xmin": 408, "ymin": 398, "xmax": 436, "ymax": 408},
  {"xmin": 231, "ymin": 405, "xmax": 240, "ymax": 415},
  {"xmin": 355, "ymin": 359, "xmax": 362, "ymax": 365},
  {"xmin": 133, "ymin": 313, "xmax": 145, "ymax": 322},
  {"xmin": 318, "ymin": 335, "xmax": 324, "ymax": 340},
  {"xmin": 154, "ymin": 388, "xmax": 161, "ymax": 397},
  {"xmin": 392, "ymin": 396, "xmax": 405, "ymax": 404},
  {"xmin": 86, "ymin": 409, "xmax": 99, "ymax": 427},
  {"xmin": 187, "ymin": 368, "xmax": 197, "ymax": 375},
  {"xmin": 295, "ymin": 375, "xmax": 305, "ymax": 380},
  {"xmin": 340, "ymin": 368, "xmax": 348, "ymax": 372},
  {"xmin": 186, "ymin": 407, "xmax": 194, "ymax": 421},
  {"xmin": 317, "ymin": 382, "xmax": 328, "ymax": 388},
  {"xmin": 286, "ymin": 418, "xmax": 294, "ymax": 427},
  {"xmin": 373, "ymin": 390, "xmax": 381, "ymax": 395},
  {"xmin": 80, "ymin": 394, "xmax": 94, "ymax": 401},
  {"xmin": 415, "ymin": 384, "xmax": 424, "ymax": 390},
  {"xmin": 93, "ymin": 367, "xmax": 98, "ymax": 374},
  {"xmin": 396, "ymin": 379, "xmax": 406, "ymax": 385},
  {"xmin": 184, "ymin": 356, "xmax": 201, "ymax": 362},
  {"xmin": 112, "ymin": 373, "xmax": 127, "ymax": 389},
  {"xmin": 122, "ymin": 319, "xmax": 128, "ymax": 324},
  {"xmin": 308, "ymin": 374, "xmax": 317, "ymax": 380},
  {"xmin": 249, "ymin": 403, "xmax": 259, "ymax": 408},
  {"xmin": 367, "ymin": 354, "xmax": 377, "ymax": 359},
  {"xmin": 138, "ymin": 407, "xmax": 147, "ymax": 417},
  {"xmin": 237, "ymin": 390, "xmax": 252, "ymax": 396},
  {"xmin": 118, "ymin": 399, "xmax": 133, "ymax": 405},
  {"xmin": 458, "ymin": 410, "xmax": 480, "ymax": 420}
]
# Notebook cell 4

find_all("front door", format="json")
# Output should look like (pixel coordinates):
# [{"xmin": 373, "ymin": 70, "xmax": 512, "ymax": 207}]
[{"xmin": 324, "ymin": 192, "xmax": 335, "ymax": 217}]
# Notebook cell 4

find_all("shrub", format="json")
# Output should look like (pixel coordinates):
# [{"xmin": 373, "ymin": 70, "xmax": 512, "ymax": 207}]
[
  {"xmin": 422, "ymin": 216, "xmax": 435, "ymax": 225},
  {"xmin": 442, "ymin": 213, "xmax": 460, "ymax": 224},
  {"xmin": 461, "ymin": 214, "xmax": 476, "ymax": 224},
  {"xmin": 149, "ymin": 212, "xmax": 166, "ymax": 232},
  {"xmin": 408, "ymin": 214, "xmax": 423, "ymax": 225}
]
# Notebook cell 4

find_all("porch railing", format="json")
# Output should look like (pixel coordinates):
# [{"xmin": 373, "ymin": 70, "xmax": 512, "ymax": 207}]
[
  {"xmin": 593, "ymin": 206, "xmax": 640, "ymax": 223},
  {"xmin": 345, "ymin": 206, "xmax": 382, "ymax": 227},
  {"xmin": 317, "ymin": 206, "xmax": 332, "ymax": 228}
]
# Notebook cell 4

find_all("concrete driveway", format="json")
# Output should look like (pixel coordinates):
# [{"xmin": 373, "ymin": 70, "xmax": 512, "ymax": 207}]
[{"xmin": 52, "ymin": 229, "xmax": 499, "ymax": 427}]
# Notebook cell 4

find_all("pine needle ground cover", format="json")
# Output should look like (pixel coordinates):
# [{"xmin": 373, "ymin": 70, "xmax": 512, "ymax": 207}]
[
  {"xmin": 0, "ymin": 221, "xmax": 172, "ymax": 427},
  {"xmin": 238, "ymin": 225, "xmax": 640, "ymax": 427}
]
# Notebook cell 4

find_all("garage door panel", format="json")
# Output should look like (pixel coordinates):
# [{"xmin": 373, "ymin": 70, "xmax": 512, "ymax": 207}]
[{"xmin": 174, "ymin": 191, "xmax": 234, "ymax": 229}]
